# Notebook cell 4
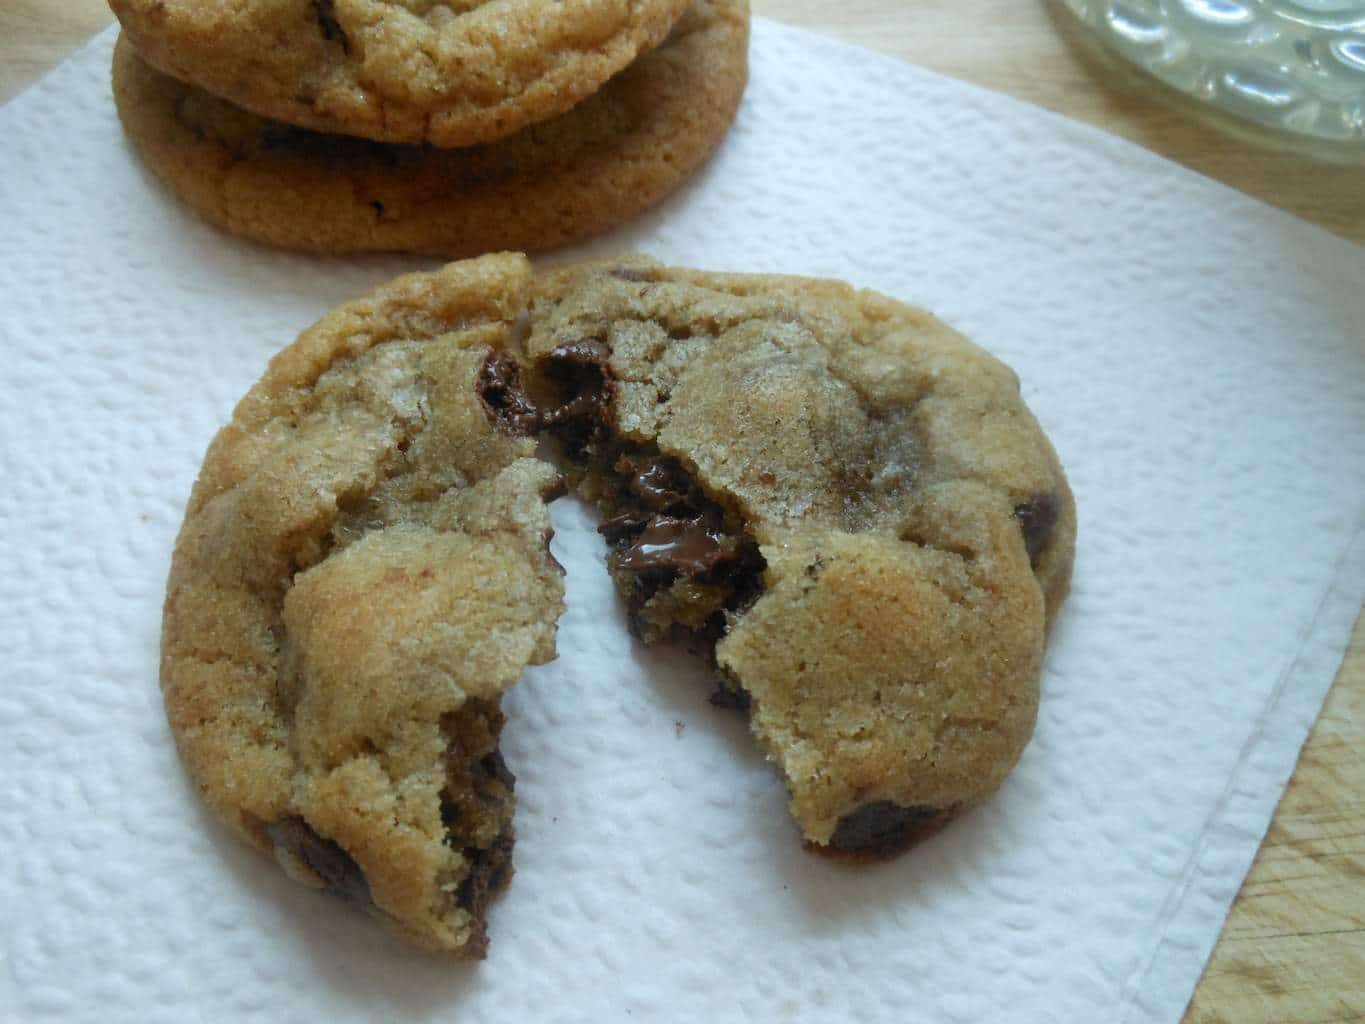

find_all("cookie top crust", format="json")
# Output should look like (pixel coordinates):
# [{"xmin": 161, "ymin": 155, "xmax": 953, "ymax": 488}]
[
  {"xmin": 109, "ymin": 0, "xmax": 692, "ymax": 147},
  {"xmin": 160, "ymin": 253, "xmax": 564, "ymax": 955},
  {"xmin": 110, "ymin": 0, "xmax": 749, "ymax": 257},
  {"xmin": 527, "ymin": 261, "xmax": 1075, "ymax": 848}
]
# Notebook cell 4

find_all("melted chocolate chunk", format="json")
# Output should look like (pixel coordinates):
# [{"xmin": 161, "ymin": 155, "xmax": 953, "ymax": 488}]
[
  {"xmin": 599, "ymin": 512, "xmax": 643, "ymax": 543},
  {"xmin": 543, "ymin": 351, "xmax": 768, "ymax": 684},
  {"xmin": 616, "ymin": 516, "xmax": 741, "ymax": 575},
  {"xmin": 726, "ymin": 544, "xmax": 768, "ymax": 613},
  {"xmin": 828, "ymin": 802, "xmax": 943, "ymax": 855},
  {"xmin": 440, "ymin": 747, "xmax": 516, "ymax": 832},
  {"xmin": 542, "ymin": 340, "xmax": 615, "ymax": 451},
  {"xmin": 625, "ymin": 457, "xmax": 687, "ymax": 508},
  {"xmin": 1013, "ymin": 494, "xmax": 1060, "ymax": 568},
  {"xmin": 477, "ymin": 351, "xmax": 541, "ymax": 437},
  {"xmin": 267, "ymin": 817, "xmax": 371, "ymax": 905},
  {"xmin": 589, "ymin": 443, "xmax": 767, "ymax": 652},
  {"xmin": 439, "ymin": 708, "xmax": 516, "ymax": 838},
  {"xmin": 457, "ymin": 830, "xmax": 515, "ymax": 917},
  {"xmin": 599, "ymin": 456, "xmax": 690, "ymax": 541}
]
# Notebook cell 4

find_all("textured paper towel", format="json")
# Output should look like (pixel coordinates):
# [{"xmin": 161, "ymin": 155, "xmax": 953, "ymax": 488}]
[{"xmin": 2, "ymin": 22, "xmax": 1363, "ymax": 1024}]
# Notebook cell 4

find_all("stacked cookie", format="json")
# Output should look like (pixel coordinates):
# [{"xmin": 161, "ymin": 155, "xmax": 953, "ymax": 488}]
[{"xmin": 108, "ymin": 0, "xmax": 750, "ymax": 255}]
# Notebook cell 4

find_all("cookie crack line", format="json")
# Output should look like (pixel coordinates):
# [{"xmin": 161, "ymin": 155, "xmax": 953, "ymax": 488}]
[{"xmin": 160, "ymin": 254, "xmax": 1073, "ymax": 955}]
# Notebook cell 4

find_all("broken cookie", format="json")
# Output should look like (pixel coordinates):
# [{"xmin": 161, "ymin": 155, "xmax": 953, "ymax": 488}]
[
  {"xmin": 160, "ymin": 254, "xmax": 564, "ymax": 955},
  {"xmin": 527, "ymin": 259, "xmax": 1075, "ymax": 858},
  {"xmin": 163, "ymin": 253, "xmax": 1075, "ymax": 956}
]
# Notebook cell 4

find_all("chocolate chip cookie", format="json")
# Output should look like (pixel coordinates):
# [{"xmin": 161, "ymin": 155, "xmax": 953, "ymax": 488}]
[
  {"xmin": 525, "ymin": 260, "xmax": 1075, "ymax": 857},
  {"xmin": 165, "ymin": 254, "xmax": 1073, "ymax": 953},
  {"xmin": 109, "ymin": 0, "xmax": 692, "ymax": 147},
  {"xmin": 110, "ymin": 0, "xmax": 749, "ymax": 257},
  {"xmin": 161, "ymin": 254, "xmax": 565, "ymax": 955}
]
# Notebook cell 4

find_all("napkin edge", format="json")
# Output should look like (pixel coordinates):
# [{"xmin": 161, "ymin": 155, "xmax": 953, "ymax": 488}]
[{"xmin": 1122, "ymin": 518, "xmax": 1365, "ymax": 1023}]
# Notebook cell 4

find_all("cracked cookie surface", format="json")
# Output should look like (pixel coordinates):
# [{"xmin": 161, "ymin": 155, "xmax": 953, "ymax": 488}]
[
  {"xmin": 160, "ymin": 253, "xmax": 564, "ymax": 955},
  {"xmin": 109, "ymin": 0, "xmax": 748, "ymax": 257},
  {"xmin": 109, "ymin": 0, "xmax": 692, "ymax": 147},
  {"xmin": 526, "ymin": 259, "xmax": 1075, "ymax": 856}
]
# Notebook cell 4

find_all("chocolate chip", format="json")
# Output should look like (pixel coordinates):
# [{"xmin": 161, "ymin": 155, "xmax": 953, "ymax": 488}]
[
  {"xmin": 586, "ymin": 440, "xmax": 767, "ymax": 652},
  {"xmin": 439, "ymin": 710, "xmax": 516, "ymax": 836},
  {"xmin": 267, "ymin": 817, "xmax": 371, "ymax": 905},
  {"xmin": 477, "ymin": 351, "xmax": 541, "ymax": 437},
  {"xmin": 598, "ymin": 453, "xmax": 691, "ymax": 541},
  {"xmin": 828, "ymin": 801, "xmax": 942, "ymax": 855},
  {"xmin": 598, "ymin": 511, "xmax": 647, "ymax": 544},
  {"xmin": 624, "ymin": 457, "xmax": 686, "ymax": 509},
  {"xmin": 1013, "ymin": 494, "xmax": 1060, "ymax": 568},
  {"xmin": 724, "ymin": 543, "xmax": 768, "ymax": 614},
  {"xmin": 615, "ymin": 515, "xmax": 741, "ymax": 576},
  {"xmin": 542, "ymin": 339, "xmax": 615, "ymax": 452}
]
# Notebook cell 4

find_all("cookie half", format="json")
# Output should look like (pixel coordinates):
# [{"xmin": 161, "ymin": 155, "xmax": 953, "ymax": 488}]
[
  {"xmin": 110, "ymin": 0, "xmax": 749, "ymax": 257},
  {"xmin": 109, "ymin": 0, "xmax": 692, "ymax": 148},
  {"xmin": 161, "ymin": 253, "xmax": 564, "ymax": 955},
  {"xmin": 525, "ymin": 260, "xmax": 1075, "ymax": 858}
]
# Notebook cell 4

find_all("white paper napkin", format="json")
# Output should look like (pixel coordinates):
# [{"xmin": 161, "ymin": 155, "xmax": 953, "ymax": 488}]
[{"xmin": 1, "ymin": 22, "xmax": 1362, "ymax": 1024}]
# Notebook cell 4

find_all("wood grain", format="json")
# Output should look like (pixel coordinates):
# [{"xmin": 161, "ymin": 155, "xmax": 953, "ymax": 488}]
[
  {"xmin": 3, "ymin": 2, "xmax": 1362, "ymax": 1019},
  {"xmin": 0, "ymin": 0, "xmax": 113, "ymax": 102}
]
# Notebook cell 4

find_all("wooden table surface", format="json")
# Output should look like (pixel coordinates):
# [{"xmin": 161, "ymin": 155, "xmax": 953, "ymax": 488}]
[{"xmin": 4, "ymin": 2, "xmax": 1361, "ymax": 1020}]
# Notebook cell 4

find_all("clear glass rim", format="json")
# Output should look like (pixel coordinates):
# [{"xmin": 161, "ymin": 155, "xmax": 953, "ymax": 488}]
[{"xmin": 1053, "ymin": 0, "xmax": 1365, "ymax": 163}]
